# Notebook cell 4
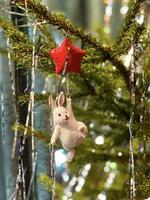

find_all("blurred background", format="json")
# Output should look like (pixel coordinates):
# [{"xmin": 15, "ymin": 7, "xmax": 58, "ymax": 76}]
[{"xmin": 0, "ymin": 0, "xmax": 150, "ymax": 200}]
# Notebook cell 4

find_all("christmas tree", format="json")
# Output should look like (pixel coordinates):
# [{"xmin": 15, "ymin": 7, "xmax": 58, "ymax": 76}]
[{"xmin": 0, "ymin": 0, "xmax": 150, "ymax": 199}]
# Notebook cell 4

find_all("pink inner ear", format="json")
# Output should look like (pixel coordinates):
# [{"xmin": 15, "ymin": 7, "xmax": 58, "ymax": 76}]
[
  {"xmin": 50, "ymin": 95, "xmax": 55, "ymax": 110},
  {"xmin": 58, "ymin": 92, "xmax": 65, "ymax": 106}
]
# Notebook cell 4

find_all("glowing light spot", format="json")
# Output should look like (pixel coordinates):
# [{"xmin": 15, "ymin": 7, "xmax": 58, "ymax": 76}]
[
  {"xmin": 81, "ymin": 170, "xmax": 88, "ymax": 177},
  {"xmin": 92, "ymin": 149, "xmax": 96, "ymax": 153},
  {"xmin": 110, "ymin": 112, "xmax": 114, "ymax": 117},
  {"xmin": 55, "ymin": 149, "xmax": 67, "ymax": 167},
  {"xmin": 75, "ymin": 185, "xmax": 82, "ymax": 192},
  {"xmin": 90, "ymin": 131, "xmax": 95, "ymax": 136},
  {"xmin": 110, "ymin": 162, "xmax": 117, "ymax": 170},
  {"xmin": 105, "ymin": 6, "xmax": 112, "ymax": 16},
  {"xmin": 78, "ymin": 177, "xmax": 85, "ymax": 187},
  {"xmin": 67, "ymin": 192, "xmax": 72, "ymax": 197},
  {"xmin": 95, "ymin": 136, "xmax": 104, "ymax": 145},
  {"xmin": 62, "ymin": 196, "xmax": 68, "ymax": 200},
  {"xmin": 62, "ymin": 77, "xmax": 66, "ymax": 84},
  {"xmin": 41, "ymin": 90, "xmax": 46, "ymax": 94},
  {"xmin": 62, "ymin": 172, "xmax": 69, "ymax": 182},
  {"xmin": 69, "ymin": 177, "xmax": 77, "ymax": 186},
  {"xmin": 84, "ymin": 164, "xmax": 91, "ymax": 170},
  {"xmin": 104, "ymin": 166, "xmax": 110, "ymax": 173},
  {"xmin": 120, "ymin": 6, "xmax": 128, "ymax": 15},
  {"xmin": 89, "ymin": 122, "xmax": 94, "ymax": 128},
  {"xmin": 118, "ymin": 152, "xmax": 123, "ymax": 157},
  {"xmin": 104, "ymin": 27, "xmax": 110, "ymax": 34},
  {"xmin": 136, "ymin": 15, "xmax": 144, "ymax": 25},
  {"xmin": 97, "ymin": 192, "xmax": 106, "ymax": 200},
  {"xmin": 106, "ymin": 161, "xmax": 111, "ymax": 166}
]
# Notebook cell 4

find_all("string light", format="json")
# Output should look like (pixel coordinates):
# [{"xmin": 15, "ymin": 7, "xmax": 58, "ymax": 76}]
[
  {"xmin": 95, "ymin": 135, "xmax": 104, "ymax": 145},
  {"xmin": 120, "ymin": 5, "xmax": 128, "ymax": 15},
  {"xmin": 118, "ymin": 152, "xmax": 123, "ymax": 157},
  {"xmin": 62, "ymin": 172, "xmax": 70, "ymax": 182},
  {"xmin": 63, "ymin": 164, "xmax": 91, "ymax": 199},
  {"xmin": 97, "ymin": 192, "xmax": 106, "ymax": 200},
  {"xmin": 103, "ymin": 0, "xmax": 113, "ymax": 34},
  {"xmin": 120, "ymin": 0, "xmax": 129, "ymax": 16}
]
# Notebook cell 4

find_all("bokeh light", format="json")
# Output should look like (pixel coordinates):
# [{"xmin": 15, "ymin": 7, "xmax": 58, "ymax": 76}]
[{"xmin": 95, "ymin": 136, "xmax": 104, "ymax": 145}]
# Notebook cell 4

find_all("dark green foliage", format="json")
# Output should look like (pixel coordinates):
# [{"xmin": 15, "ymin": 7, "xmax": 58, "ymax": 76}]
[
  {"xmin": 13, "ymin": 124, "xmax": 50, "ymax": 143},
  {"xmin": 0, "ymin": 0, "xmax": 150, "ymax": 199}
]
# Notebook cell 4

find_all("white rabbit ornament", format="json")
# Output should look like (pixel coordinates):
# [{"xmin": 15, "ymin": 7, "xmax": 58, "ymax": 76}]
[{"xmin": 50, "ymin": 92, "xmax": 88, "ymax": 162}]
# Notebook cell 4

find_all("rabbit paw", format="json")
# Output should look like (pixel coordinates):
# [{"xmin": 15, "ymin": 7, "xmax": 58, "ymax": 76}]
[
  {"xmin": 51, "ymin": 138, "xmax": 56, "ymax": 145},
  {"xmin": 67, "ymin": 150, "xmax": 75, "ymax": 162}
]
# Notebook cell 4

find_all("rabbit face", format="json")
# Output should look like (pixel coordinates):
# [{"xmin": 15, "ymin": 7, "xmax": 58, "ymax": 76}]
[{"xmin": 53, "ymin": 106, "xmax": 70, "ymax": 125}]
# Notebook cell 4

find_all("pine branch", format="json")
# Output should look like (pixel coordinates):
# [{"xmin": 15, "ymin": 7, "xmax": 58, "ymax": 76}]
[
  {"xmin": 115, "ymin": 0, "xmax": 145, "ymax": 45},
  {"xmin": 19, "ymin": 93, "xmax": 50, "ymax": 105},
  {"xmin": 112, "ymin": 22, "xmax": 145, "ymax": 57},
  {"xmin": 38, "ymin": 174, "xmax": 64, "ymax": 196},
  {"xmin": 0, "ymin": 17, "xmax": 54, "ymax": 72},
  {"xmin": 38, "ymin": 174, "xmax": 52, "ymax": 191},
  {"xmin": 18, "ymin": 0, "xmax": 130, "ymax": 88},
  {"xmin": 13, "ymin": 124, "xmax": 50, "ymax": 144},
  {"xmin": 74, "ymin": 150, "xmax": 150, "ymax": 165}
]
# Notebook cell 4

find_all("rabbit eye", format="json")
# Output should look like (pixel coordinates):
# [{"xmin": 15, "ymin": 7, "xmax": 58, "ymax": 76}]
[{"xmin": 58, "ymin": 114, "xmax": 61, "ymax": 116}]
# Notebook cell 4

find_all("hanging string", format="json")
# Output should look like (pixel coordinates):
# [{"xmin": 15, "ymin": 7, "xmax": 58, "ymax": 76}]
[
  {"xmin": 27, "ymin": 153, "xmax": 37, "ymax": 200},
  {"xmin": 6, "ymin": 37, "xmax": 19, "ymax": 160},
  {"xmin": 139, "ymin": 68, "xmax": 146, "ymax": 160},
  {"xmin": 50, "ymin": 142, "xmax": 56, "ymax": 200},
  {"xmin": 5, "ymin": 37, "xmax": 24, "ymax": 200},
  {"xmin": 6, "ymin": 39, "xmax": 23, "ymax": 199},
  {"xmin": 9, "ymin": 136, "xmax": 26, "ymax": 200},
  {"xmin": 128, "ymin": 45, "xmax": 136, "ymax": 200},
  {"xmin": 8, "ymin": 1, "xmax": 29, "ymax": 199},
  {"xmin": 7, "ymin": 38, "xmax": 16, "ymax": 98},
  {"xmin": 12, "ymin": 28, "xmax": 41, "ymax": 200},
  {"xmin": 24, "ymin": 0, "xmax": 29, "ymax": 27},
  {"xmin": 6, "ymin": 5, "xmax": 27, "ymax": 198},
  {"xmin": 49, "ymin": 41, "xmax": 71, "ymax": 200},
  {"xmin": 66, "ymin": 73, "xmax": 70, "ymax": 96},
  {"xmin": 0, "ymin": 84, "xmax": 5, "ymax": 143},
  {"xmin": 9, "ymin": 25, "xmax": 41, "ymax": 200},
  {"xmin": 49, "ymin": 101, "xmax": 56, "ymax": 200},
  {"xmin": 30, "ymin": 23, "xmax": 37, "ymax": 198},
  {"xmin": 27, "ymin": 25, "xmax": 42, "ymax": 199},
  {"xmin": 50, "ymin": 34, "xmax": 73, "ymax": 199},
  {"xmin": 57, "ymin": 46, "xmax": 71, "ymax": 95}
]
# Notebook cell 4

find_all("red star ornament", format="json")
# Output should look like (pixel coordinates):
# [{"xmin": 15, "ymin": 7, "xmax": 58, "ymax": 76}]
[{"xmin": 49, "ymin": 38, "xmax": 85, "ymax": 74}]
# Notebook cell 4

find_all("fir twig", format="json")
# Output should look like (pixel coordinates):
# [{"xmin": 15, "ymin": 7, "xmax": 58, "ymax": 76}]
[
  {"xmin": 0, "ymin": 17, "xmax": 54, "ymax": 72},
  {"xmin": 115, "ymin": 0, "xmax": 145, "ymax": 45},
  {"xmin": 112, "ymin": 22, "xmax": 145, "ymax": 57},
  {"xmin": 18, "ymin": 0, "xmax": 130, "ymax": 88}
]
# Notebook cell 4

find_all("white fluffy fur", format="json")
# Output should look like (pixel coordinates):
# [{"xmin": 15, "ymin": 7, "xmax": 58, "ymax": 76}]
[{"xmin": 50, "ymin": 92, "xmax": 88, "ymax": 162}]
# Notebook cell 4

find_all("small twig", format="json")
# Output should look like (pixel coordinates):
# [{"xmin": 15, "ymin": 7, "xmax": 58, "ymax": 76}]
[{"xmin": 26, "ymin": 153, "xmax": 37, "ymax": 200}]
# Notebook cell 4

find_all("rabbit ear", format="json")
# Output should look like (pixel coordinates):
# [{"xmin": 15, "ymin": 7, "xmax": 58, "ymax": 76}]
[
  {"xmin": 49, "ymin": 95, "xmax": 56, "ymax": 111},
  {"xmin": 58, "ymin": 91, "xmax": 65, "ymax": 106}
]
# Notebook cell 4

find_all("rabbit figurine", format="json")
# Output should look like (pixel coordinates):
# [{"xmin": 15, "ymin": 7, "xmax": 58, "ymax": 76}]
[{"xmin": 49, "ymin": 92, "xmax": 88, "ymax": 162}]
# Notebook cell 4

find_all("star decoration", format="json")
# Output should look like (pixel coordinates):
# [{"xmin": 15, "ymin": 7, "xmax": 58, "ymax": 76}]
[{"xmin": 49, "ymin": 38, "xmax": 85, "ymax": 74}]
